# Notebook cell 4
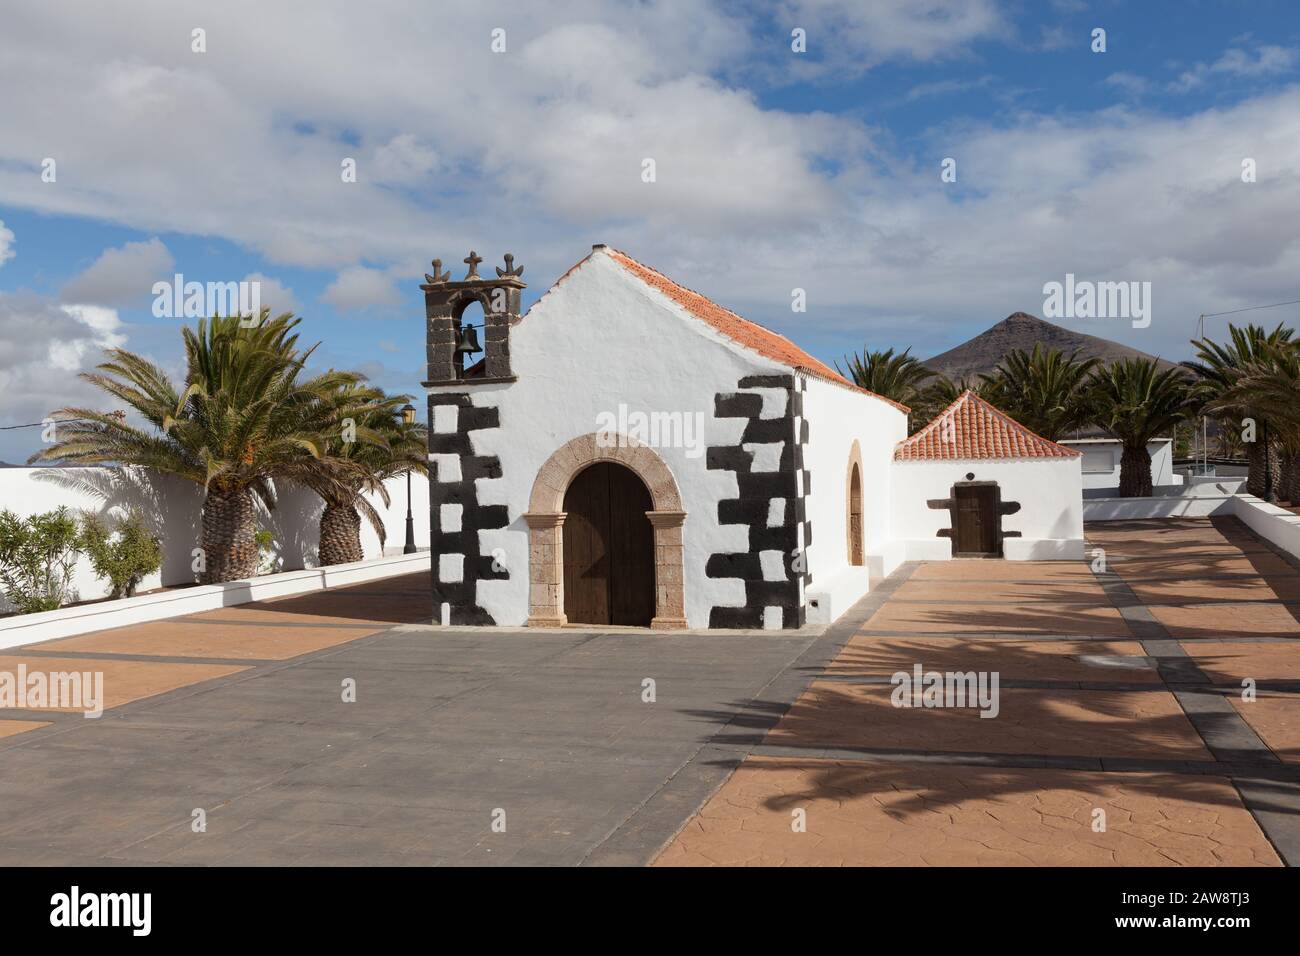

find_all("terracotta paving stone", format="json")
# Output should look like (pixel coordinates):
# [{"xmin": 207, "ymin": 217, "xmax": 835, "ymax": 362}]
[
  {"xmin": 653, "ymin": 758, "xmax": 1280, "ymax": 867},
  {"xmin": 891, "ymin": 579, "xmax": 1110, "ymax": 604},
  {"xmin": 0, "ymin": 655, "xmax": 246, "ymax": 712},
  {"xmin": 909, "ymin": 561, "xmax": 1094, "ymax": 582},
  {"xmin": 1086, "ymin": 518, "xmax": 1261, "ymax": 549},
  {"xmin": 866, "ymin": 600, "xmax": 1132, "ymax": 637},
  {"xmin": 186, "ymin": 606, "xmax": 389, "ymax": 627},
  {"xmin": 1130, "ymin": 576, "xmax": 1299, "ymax": 604},
  {"xmin": 1104, "ymin": 546, "xmax": 1268, "ymax": 562},
  {"xmin": 1230, "ymin": 694, "xmax": 1300, "ymax": 764},
  {"xmin": 1181, "ymin": 641, "xmax": 1300, "ymax": 684},
  {"xmin": 0, "ymin": 719, "xmax": 51, "ymax": 738},
  {"xmin": 767, "ymin": 681, "xmax": 1211, "ymax": 760},
  {"xmin": 1151, "ymin": 602, "xmax": 1300, "ymax": 639},
  {"xmin": 826, "ymin": 636, "xmax": 1160, "ymax": 684},
  {"xmin": 1109, "ymin": 554, "xmax": 1299, "ymax": 579},
  {"xmin": 31, "ymin": 620, "xmax": 383, "ymax": 661},
  {"xmin": 242, "ymin": 592, "xmax": 432, "ymax": 627}
]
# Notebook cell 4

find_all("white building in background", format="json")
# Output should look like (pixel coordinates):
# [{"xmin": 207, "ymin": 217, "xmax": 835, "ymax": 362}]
[
  {"xmin": 891, "ymin": 391, "xmax": 1085, "ymax": 561},
  {"xmin": 420, "ymin": 246, "xmax": 1090, "ymax": 631},
  {"xmin": 1059, "ymin": 437, "xmax": 1180, "ymax": 492}
]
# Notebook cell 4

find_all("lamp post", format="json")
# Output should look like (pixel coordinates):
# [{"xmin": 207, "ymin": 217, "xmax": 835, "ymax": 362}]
[{"xmin": 401, "ymin": 403, "xmax": 418, "ymax": 554}]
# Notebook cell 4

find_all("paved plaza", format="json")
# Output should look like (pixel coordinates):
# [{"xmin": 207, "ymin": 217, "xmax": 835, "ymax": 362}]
[{"xmin": 2, "ymin": 517, "xmax": 1298, "ymax": 866}]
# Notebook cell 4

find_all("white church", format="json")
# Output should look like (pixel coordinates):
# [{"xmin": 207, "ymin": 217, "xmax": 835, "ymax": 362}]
[{"xmin": 422, "ymin": 245, "xmax": 1084, "ymax": 630}]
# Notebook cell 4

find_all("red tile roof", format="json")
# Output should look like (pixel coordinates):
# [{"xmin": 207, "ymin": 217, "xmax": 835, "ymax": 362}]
[
  {"xmin": 894, "ymin": 390, "xmax": 1082, "ymax": 462},
  {"xmin": 601, "ymin": 248, "xmax": 909, "ymax": 413}
]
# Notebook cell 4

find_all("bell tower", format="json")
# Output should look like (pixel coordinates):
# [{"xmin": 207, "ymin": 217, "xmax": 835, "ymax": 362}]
[
  {"xmin": 421, "ymin": 250, "xmax": 524, "ymax": 385},
  {"xmin": 422, "ymin": 251, "xmax": 522, "ymax": 626}
]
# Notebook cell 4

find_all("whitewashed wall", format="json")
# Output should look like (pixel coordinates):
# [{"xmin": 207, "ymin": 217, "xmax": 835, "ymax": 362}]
[
  {"xmin": 801, "ymin": 373, "xmax": 907, "ymax": 620},
  {"xmin": 890, "ymin": 457, "xmax": 1084, "ymax": 560},
  {"xmin": 0, "ymin": 465, "xmax": 427, "ymax": 612},
  {"xmin": 1061, "ymin": 438, "xmax": 1178, "ymax": 491},
  {"xmin": 440, "ymin": 251, "xmax": 769, "ymax": 628}
]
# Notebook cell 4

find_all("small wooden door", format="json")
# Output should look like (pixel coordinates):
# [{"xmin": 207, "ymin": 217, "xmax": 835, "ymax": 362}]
[
  {"xmin": 954, "ymin": 484, "xmax": 999, "ymax": 556},
  {"xmin": 563, "ymin": 463, "xmax": 655, "ymax": 626}
]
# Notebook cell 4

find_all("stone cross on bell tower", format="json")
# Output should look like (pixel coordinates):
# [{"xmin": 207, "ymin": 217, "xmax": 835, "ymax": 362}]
[{"xmin": 421, "ymin": 250, "xmax": 524, "ymax": 385}]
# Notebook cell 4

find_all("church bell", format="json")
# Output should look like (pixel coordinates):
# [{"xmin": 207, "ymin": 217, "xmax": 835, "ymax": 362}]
[{"xmin": 454, "ymin": 323, "xmax": 482, "ymax": 357}]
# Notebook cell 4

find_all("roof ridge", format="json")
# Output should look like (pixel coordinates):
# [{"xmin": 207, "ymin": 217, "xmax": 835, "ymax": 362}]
[
  {"xmin": 604, "ymin": 247, "xmax": 909, "ymax": 413},
  {"xmin": 895, "ymin": 389, "xmax": 1080, "ymax": 461}
]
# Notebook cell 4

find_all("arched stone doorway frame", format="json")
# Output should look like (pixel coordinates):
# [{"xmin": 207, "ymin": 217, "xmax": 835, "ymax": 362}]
[
  {"xmin": 524, "ymin": 433, "xmax": 687, "ymax": 630},
  {"xmin": 846, "ymin": 439, "xmax": 865, "ymax": 566}
]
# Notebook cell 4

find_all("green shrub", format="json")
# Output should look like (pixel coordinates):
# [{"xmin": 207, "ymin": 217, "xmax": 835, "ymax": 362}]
[
  {"xmin": 254, "ymin": 528, "xmax": 278, "ymax": 576},
  {"xmin": 80, "ymin": 510, "xmax": 163, "ymax": 599},
  {"xmin": 0, "ymin": 508, "xmax": 83, "ymax": 614}
]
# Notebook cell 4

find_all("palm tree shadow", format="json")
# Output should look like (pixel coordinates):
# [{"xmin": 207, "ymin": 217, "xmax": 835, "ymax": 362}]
[{"xmin": 678, "ymin": 529, "xmax": 1299, "ymax": 821}]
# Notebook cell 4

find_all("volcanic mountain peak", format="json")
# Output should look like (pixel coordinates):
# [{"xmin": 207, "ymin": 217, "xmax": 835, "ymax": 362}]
[{"xmin": 923, "ymin": 312, "xmax": 1174, "ymax": 383}]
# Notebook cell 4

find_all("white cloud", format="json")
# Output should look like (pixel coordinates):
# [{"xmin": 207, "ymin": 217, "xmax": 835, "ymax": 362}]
[
  {"xmin": 0, "ymin": 219, "xmax": 13, "ymax": 267},
  {"xmin": 0, "ymin": 294, "xmax": 129, "ymax": 462},
  {"xmin": 242, "ymin": 273, "xmax": 301, "ymax": 316},
  {"xmin": 371, "ymin": 134, "xmax": 439, "ymax": 184},
  {"xmin": 320, "ymin": 266, "xmax": 401, "ymax": 312},
  {"xmin": 777, "ymin": 0, "xmax": 1004, "ymax": 70},
  {"xmin": 60, "ymin": 237, "xmax": 174, "ymax": 306},
  {"xmin": 1103, "ymin": 72, "xmax": 1151, "ymax": 97},
  {"xmin": 1170, "ymin": 44, "xmax": 1297, "ymax": 92},
  {"xmin": 0, "ymin": 2, "xmax": 1296, "ymax": 374},
  {"xmin": 906, "ymin": 75, "xmax": 994, "ymax": 101}
]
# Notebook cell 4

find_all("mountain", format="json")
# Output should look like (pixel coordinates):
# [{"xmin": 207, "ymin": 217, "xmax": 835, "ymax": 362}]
[{"xmin": 922, "ymin": 312, "xmax": 1179, "ymax": 383}]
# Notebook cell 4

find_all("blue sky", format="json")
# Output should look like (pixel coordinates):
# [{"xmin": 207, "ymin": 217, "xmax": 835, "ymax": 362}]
[{"xmin": 2, "ymin": 0, "xmax": 1299, "ymax": 461}]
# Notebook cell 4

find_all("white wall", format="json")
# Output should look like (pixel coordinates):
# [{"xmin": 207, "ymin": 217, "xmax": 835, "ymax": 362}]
[
  {"xmin": 1083, "ymin": 494, "xmax": 1234, "ymax": 521},
  {"xmin": 436, "ymin": 251, "xmax": 768, "ymax": 629},
  {"xmin": 890, "ymin": 457, "xmax": 1084, "ymax": 560},
  {"xmin": 800, "ymin": 373, "xmax": 907, "ymax": 615},
  {"xmin": 0, "ymin": 465, "xmax": 427, "ymax": 612},
  {"xmin": 1061, "ymin": 438, "xmax": 1178, "ymax": 490},
  {"xmin": 1231, "ymin": 495, "xmax": 1300, "ymax": 558}
]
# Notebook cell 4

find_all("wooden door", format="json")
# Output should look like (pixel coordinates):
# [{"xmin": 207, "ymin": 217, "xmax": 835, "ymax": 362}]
[
  {"xmin": 563, "ymin": 463, "xmax": 655, "ymax": 625},
  {"xmin": 954, "ymin": 484, "xmax": 999, "ymax": 556}
]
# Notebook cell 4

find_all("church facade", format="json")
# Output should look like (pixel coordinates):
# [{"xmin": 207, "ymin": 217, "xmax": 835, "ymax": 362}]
[{"xmin": 421, "ymin": 245, "xmax": 1083, "ymax": 631}]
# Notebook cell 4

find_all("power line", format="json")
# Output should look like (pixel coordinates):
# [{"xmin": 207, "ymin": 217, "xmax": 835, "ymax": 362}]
[
  {"xmin": 0, "ymin": 416, "xmax": 119, "ymax": 431},
  {"xmin": 1202, "ymin": 298, "xmax": 1300, "ymax": 319}
]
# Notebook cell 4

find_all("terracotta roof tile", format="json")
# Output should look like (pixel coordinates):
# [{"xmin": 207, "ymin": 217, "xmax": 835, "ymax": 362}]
[
  {"xmin": 604, "ymin": 249, "xmax": 909, "ymax": 413},
  {"xmin": 894, "ymin": 390, "xmax": 1082, "ymax": 462}
]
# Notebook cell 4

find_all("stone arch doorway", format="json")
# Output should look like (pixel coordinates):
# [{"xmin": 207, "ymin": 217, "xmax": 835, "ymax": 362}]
[
  {"xmin": 562, "ymin": 462, "xmax": 655, "ymax": 625},
  {"xmin": 524, "ymin": 433, "xmax": 687, "ymax": 630}
]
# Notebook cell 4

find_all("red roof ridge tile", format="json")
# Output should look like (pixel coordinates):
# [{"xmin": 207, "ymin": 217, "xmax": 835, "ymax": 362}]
[
  {"xmin": 603, "ymin": 248, "xmax": 910, "ymax": 414},
  {"xmin": 894, "ymin": 389, "xmax": 1081, "ymax": 461}
]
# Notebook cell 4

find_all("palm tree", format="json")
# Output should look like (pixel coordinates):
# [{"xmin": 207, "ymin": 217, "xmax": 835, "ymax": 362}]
[
  {"xmin": 30, "ymin": 312, "xmax": 372, "ymax": 583},
  {"xmin": 1184, "ymin": 323, "xmax": 1294, "ymax": 500},
  {"xmin": 302, "ymin": 386, "xmax": 429, "ymax": 565},
  {"xmin": 1087, "ymin": 358, "xmax": 1193, "ymax": 497},
  {"xmin": 1210, "ymin": 339, "xmax": 1300, "ymax": 504},
  {"xmin": 836, "ymin": 347, "xmax": 933, "ymax": 427},
  {"xmin": 980, "ymin": 345, "xmax": 1100, "ymax": 441}
]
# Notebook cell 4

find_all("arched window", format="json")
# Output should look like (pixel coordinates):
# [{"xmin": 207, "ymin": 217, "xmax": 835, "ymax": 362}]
[{"xmin": 848, "ymin": 462, "xmax": 864, "ymax": 566}]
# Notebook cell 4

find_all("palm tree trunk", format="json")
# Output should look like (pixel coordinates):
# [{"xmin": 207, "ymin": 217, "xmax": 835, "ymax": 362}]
[
  {"xmin": 319, "ymin": 502, "xmax": 363, "ymax": 566},
  {"xmin": 200, "ymin": 487, "xmax": 257, "ymax": 583},
  {"xmin": 1119, "ymin": 443, "xmax": 1153, "ymax": 497},
  {"xmin": 1281, "ymin": 449, "xmax": 1300, "ymax": 506},
  {"xmin": 1246, "ymin": 422, "xmax": 1285, "ymax": 501},
  {"xmin": 1247, "ymin": 436, "xmax": 1269, "ymax": 497}
]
